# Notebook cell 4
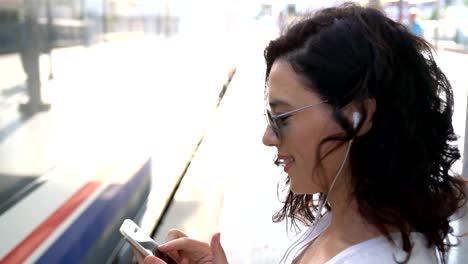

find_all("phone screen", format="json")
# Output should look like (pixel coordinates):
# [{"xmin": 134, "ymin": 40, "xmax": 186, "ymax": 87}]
[{"xmin": 154, "ymin": 248, "xmax": 177, "ymax": 264}]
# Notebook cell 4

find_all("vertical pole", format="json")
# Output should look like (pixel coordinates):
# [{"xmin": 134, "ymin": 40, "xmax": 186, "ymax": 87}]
[
  {"xmin": 102, "ymin": 0, "xmax": 107, "ymax": 40},
  {"xmin": 368, "ymin": 0, "xmax": 382, "ymax": 11},
  {"xmin": 398, "ymin": 0, "xmax": 404, "ymax": 23},
  {"xmin": 46, "ymin": 0, "xmax": 54, "ymax": 80},
  {"xmin": 434, "ymin": 0, "xmax": 440, "ymax": 49}
]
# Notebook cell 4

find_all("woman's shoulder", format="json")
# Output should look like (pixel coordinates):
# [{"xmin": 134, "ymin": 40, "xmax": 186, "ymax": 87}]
[{"xmin": 326, "ymin": 232, "xmax": 438, "ymax": 264}]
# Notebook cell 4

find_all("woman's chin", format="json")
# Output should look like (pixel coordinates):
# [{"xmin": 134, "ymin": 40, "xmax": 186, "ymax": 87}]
[
  {"xmin": 290, "ymin": 184, "xmax": 309, "ymax": 195},
  {"xmin": 289, "ymin": 180, "xmax": 320, "ymax": 195}
]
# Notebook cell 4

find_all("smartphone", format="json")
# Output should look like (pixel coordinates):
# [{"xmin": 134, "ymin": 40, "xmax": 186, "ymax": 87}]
[{"xmin": 119, "ymin": 219, "xmax": 177, "ymax": 264}]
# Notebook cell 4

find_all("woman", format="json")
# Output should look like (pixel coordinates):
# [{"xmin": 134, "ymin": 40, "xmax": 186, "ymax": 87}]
[{"xmin": 137, "ymin": 3, "xmax": 466, "ymax": 264}]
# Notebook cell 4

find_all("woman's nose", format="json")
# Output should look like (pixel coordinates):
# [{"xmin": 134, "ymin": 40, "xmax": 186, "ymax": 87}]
[{"xmin": 262, "ymin": 125, "xmax": 280, "ymax": 147}]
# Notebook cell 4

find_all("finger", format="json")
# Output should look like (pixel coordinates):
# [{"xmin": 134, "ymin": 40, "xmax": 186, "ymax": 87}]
[
  {"xmin": 210, "ymin": 233, "xmax": 228, "ymax": 264},
  {"xmin": 165, "ymin": 229, "xmax": 188, "ymax": 242},
  {"xmin": 159, "ymin": 237, "xmax": 210, "ymax": 253},
  {"xmin": 164, "ymin": 250, "xmax": 181, "ymax": 263},
  {"xmin": 163, "ymin": 229, "xmax": 188, "ymax": 260},
  {"xmin": 158, "ymin": 237, "xmax": 191, "ymax": 252},
  {"xmin": 155, "ymin": 248, "xmax": 180, "ymax": 263},
  {"xmin": 143, "ymin": 255, "xmax": 167, "ymax": 264}
]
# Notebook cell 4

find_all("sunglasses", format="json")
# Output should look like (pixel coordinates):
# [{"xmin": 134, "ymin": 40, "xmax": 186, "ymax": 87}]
[{"xmin": 265, "ymin": 100, "xmax": 328, "ymax": 140}]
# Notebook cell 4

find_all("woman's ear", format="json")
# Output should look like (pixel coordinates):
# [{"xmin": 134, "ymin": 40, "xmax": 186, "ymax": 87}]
[
  {"xmin": 344, "ymin": 98, "xmax": 376, "ymax": 137},
  {"xmin": 356, "ymin": 98, "xmax": 376, "ymax": 137}
]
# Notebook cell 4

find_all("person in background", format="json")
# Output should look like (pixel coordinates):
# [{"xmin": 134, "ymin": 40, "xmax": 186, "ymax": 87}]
[
  {"xmin": 133, "ymin": 3, "xmax": 466, "ymax": 264},
  {"xmin": 408, "ymin": 7, "xmax": 424, "ymax": 38}
]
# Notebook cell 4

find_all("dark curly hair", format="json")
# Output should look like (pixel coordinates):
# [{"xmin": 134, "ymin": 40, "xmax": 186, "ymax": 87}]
[{"xmin": 264, "ymin": 3, "xmax": 467, "ymax": 263}]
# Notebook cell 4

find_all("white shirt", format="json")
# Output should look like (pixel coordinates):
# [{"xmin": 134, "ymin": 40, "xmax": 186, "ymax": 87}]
[
  {"xmin": 327, "ymin": 232, "xmax": 438, "ymax": 263},
  {"xmin": 285, "ymin": 213, "xmax": 439, "ymax": 264}
]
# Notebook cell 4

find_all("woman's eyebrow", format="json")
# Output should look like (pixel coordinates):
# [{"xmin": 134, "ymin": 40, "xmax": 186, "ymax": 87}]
[{"xmin": 268, "ymin": 99, "xmax": 291, "ymax": 109}]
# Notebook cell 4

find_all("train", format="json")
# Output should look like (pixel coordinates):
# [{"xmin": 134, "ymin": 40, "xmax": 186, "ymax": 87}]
[{"xmin": 0, "ymin": 0, "xmax": 179, "ymax": 263}]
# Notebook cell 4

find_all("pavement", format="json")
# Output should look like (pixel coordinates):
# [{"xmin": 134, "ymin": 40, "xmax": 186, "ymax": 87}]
[{"xmin": 0, "ymin": 32, "xmax": 236, "ymax": 242}]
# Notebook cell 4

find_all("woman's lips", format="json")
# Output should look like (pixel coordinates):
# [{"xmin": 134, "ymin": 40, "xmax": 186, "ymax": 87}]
[{"xmin": 276, "ymin": 155, "xmax": 294, "ymax": 172}]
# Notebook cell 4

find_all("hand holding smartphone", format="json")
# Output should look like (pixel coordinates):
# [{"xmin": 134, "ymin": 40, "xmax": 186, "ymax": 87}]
[{"xmin": 119, "ymin": 219, "xmax": 177, "ymax": 264}]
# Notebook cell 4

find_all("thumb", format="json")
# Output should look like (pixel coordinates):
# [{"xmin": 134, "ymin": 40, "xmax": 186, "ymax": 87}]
[
  {"xmin": 143, "ymin": 255, "xmax": 166, "ymax": 264},
  {"xmin": 210, "ymin": 233, "xmax": 228, "ymax": 264}
]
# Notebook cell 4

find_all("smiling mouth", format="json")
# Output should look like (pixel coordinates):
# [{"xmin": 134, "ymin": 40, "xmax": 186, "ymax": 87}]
[{"xmin": 274, "ymin": 156, "xmax": 294, "ymax": 167}]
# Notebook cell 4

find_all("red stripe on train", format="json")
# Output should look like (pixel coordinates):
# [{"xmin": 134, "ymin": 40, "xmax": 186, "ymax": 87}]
[{"xmin": 0, "ymin": 181, "xmax": 101, "ymax": 264}]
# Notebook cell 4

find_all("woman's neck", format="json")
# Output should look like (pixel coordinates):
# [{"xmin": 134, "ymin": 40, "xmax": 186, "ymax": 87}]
[
  {"xmin": 326, "ymin": 179, "xmax": 384, "ymax": 243},
  {"xmin": 297, "ymin": 189, "xmax": 385, "ymax": 263}
]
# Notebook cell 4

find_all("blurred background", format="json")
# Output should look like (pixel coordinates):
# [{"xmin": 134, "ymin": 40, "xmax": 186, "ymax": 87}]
[{"xmin": 0, "ymin": 0, "xmax": 467, "ymax": 263}]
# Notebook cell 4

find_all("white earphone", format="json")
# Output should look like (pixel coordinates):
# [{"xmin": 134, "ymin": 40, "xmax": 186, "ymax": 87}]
[{"xmin": 352, "ymin": 112, "xmax": 361, "ymax": 129}]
